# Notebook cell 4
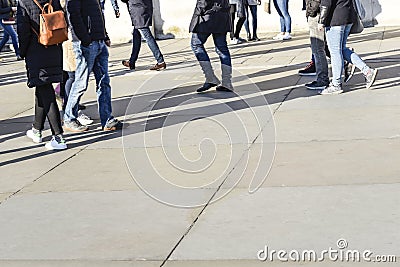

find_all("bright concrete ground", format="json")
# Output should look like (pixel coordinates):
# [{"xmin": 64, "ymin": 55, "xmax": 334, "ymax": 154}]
[{"xmin": 0, "ymin": 27, "xmax": 399, "ymax": 266}]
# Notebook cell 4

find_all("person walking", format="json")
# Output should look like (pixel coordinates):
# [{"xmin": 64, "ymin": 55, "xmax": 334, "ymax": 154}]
[
  {"xmin": 244, "ymin": 0, "xmax": 261, "ymax": 41},
  {"xmin": 303, "ymin": 0, "xmax": 329, "ymax": 90},
  {"xmin": 229, "ymin": 0, "xmax": 246, "ymax": 44},
  {"xmin": 190, "ymin": 0, "xmax": 233, "ymax": 93},
  {"xmin": 318, "ymin": 0, "xmax": 378, "ymax": 94},
  {"xmin": 64, "ymin": 0, "xmax": 122, "ymax": 131},
  {"xmin": 272, "ymin": 0, "xmax": 292, "ymax": 40},
  {"xmin": 121, "ymin": 0, "xmax": 166, "ymax": 71},
  {"xmin": 17, "ymin": 0, "xmax": 67, "ymax": 150},
  {"xmin": 0, "ymin": 0, "xmax": 21, "ymax": 60}
]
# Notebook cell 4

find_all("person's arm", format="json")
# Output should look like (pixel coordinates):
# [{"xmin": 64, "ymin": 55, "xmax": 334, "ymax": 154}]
[
  {"xmin": 319, "ymin": 0, "xmax": 332, "ymax": 27},
  {"xmin": 67, "ymin": 0, "xmax": 91, "ymax": 46},
  {"xmin": 16, "ymin": 1, "xmax": 30, "ymax": 58},
  {"xmin": 110, "ymin": 0, "xmax": 120, "ymax": 17}
]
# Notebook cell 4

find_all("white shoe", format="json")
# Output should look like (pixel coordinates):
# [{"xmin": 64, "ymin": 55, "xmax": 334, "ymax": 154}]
[
  {"xmin": 283, "ymin": 33, "xmax": 292, "ymax": 40},
  {"xmin": 230, "ymin": 38, "xmax": 239, "ymax": 45},
  {"xmin": 77, "ymin": 112, "xmax": 93, "ymax": 126},
  {"xmin": 45, "ymin": 135, "xmax": 67, "ymax": 150},
  {"xmin": 26, "ymin": 128, "xmax": 42, "ymax": 143},
  {"xmin": 272, "ymin": 33, "xmax": 284, "ymax": 40}
]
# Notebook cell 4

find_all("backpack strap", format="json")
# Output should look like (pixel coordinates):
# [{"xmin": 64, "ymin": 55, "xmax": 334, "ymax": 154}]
[{"xmin": 32, "ymin": 0, "xmax": 44, "ymax": 12}]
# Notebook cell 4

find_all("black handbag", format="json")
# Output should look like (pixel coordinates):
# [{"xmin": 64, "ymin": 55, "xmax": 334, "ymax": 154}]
[{"xmin": 350, "ymin": 0, "xmax": 364, "ymax": 34}]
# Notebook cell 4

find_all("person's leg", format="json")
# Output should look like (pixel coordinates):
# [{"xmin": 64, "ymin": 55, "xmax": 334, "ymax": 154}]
[
  {"xmin": 230, "ymin": 4, "xmax": 236, "ymax": 40},
  {"xmin": 342, "ymin": 24, "xmax": 369, "ymax": 74},
  {"xmin": 325, "ymin": 25, "xmax": 346, "ymax": 86},
  {"xmin": 279, "ymin": 0, "xmax": 291, "ymax": 33},
  {"xmin": 308, "ymin": 15, "xmax": 329, "ymax": 85},
  {"xmin": 138, "ymin": 27, "xmax": 165, "ymax": 64},
  {"xmin": 234, "ymin": 17, "xmax": 246, "ymax": 39},
  {"xmin": 33, "ymin": 86, "xmax": 47, "ymax": 131},
  {"xmin": 273, "ymin": 0, "xmax": 285, "ymax": 33},
  {"xmin": 63, "ymin": 71, "xmax": 75, "ymax": 111},
  {"xmin": 250, "ymin": 5, "xmax": 258, "ymax": 38},
  {"xmin": 92, "ymin": 41, "xmax": 113, "ymax": 127},
  {"xmin": 128, "ymin": 28, "xmax": 142, "ymax": 67},
  {"xmin": 7, "ymin": 25, "xmax": 20, "ymax": 56},
  {"xmin": 64, "ymin": 41, "xmax": 96, "ymax": 123},
  {"xmin": 244, "ymin": 4, "xmax": 251, "ymax": 38},
  {"xmin": 213, "ymin": 33, "xmax": 233, "ymax": 90},
  {"xmin": 191, "ymin": 32, "xmax": 220, "ymax": 88},
  {"xmin": 0, "ymin": 25, "xmax": 10, "ymax": 52}
]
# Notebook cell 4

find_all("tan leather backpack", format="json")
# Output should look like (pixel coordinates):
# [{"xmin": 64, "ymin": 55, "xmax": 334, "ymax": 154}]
[{"xmin": 32, "ymin": 0, "xmax": 68, "ymax": 46}]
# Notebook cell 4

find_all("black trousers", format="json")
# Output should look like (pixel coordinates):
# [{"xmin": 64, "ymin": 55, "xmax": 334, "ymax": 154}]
[
  {"xmin": 33, "ymin": 83, "xmax": 63, "ymax": 136},
  {"xmin": 230, "ymin": 4, "xmax": 246, "ymax": 40}
]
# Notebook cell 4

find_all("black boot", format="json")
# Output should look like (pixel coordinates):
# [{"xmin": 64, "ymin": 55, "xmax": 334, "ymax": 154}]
[{"xmin": 197, "ymin": 83, "xmax": 218, "ymax": 93}]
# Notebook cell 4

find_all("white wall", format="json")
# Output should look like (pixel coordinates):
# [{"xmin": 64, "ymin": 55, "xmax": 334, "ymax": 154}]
[{"xmin": 105, "ymin": 0, "xmax": 400, "ymax": 44}]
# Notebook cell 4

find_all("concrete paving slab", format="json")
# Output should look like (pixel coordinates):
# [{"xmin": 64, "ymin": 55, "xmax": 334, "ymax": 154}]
[
  {"xmin": 0, "ymin": 193, "xmax": 12, "ymax": 203},
  {"xmin": 0, "ymin": 260, "xmax": 161, "ymax": 267},
  {"xmin": 226, "ymin": 138, "xmax": 400, "ymax": 190},
  {"xmin": 0, "ymin": 191, "xmax": 200, "ymax": 261},
  {"xmin": 165, "ymin": 259, "xmax": 398, "ymax": 267},
  {"xmin": 21, "ymin": 148, "xmax": 134, "ymax": 193},
  {"xmin": 169, "ymin": 185, "xmax": 400, "ymax": 261},
  {"xmin": 0, "ymin": 148, "xmax": 81, "ymax": 193}
]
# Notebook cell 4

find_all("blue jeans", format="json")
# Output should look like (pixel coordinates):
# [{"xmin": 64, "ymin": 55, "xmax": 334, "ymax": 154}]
[
  {"xmin": 191, "ymin": 33, "xmax": 231, "ymax": 67},
  {"xmin": 0, "ymin": 22, "xmax": 20, "ymax": 56},
  {"xmin": 130, "ymin": 27, "xmax": 164, "ymax": 65},
  {"xmin": 325, "ymin": 24, "xmax": 370, "ymax": 86},
  {"xmin": 244, "ymin": 5, "xmax": 258, "ymax": 37},
  {"xmin": 273, "ymin": 0, "xmax": 291, "ymax": 33},
  {"xmin": 64, "ymin": 40, "xmax": 113, "ymax": 127}
]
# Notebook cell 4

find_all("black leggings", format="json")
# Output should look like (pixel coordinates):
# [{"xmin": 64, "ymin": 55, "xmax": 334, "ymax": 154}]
[
  {"xmin": 33, "ymin": 83, "xmax": 63, "ymax": 136},
  {"xmin": 230, "ymin": 4, "xmax": 246, "ymax": 40}
]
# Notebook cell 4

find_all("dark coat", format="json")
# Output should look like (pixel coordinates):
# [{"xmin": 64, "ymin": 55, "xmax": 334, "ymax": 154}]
[
  {"xmin": 16, "ymin": 0, "xmax": 63, "ymax": 87},
  {"xmin": 189, "ymin": 0, "xmax": 231, "ymax": 34},
  {"xmin": 320, "ymin": 0, "xmax": 357, "ymax": 26},
  {"xmin": 0, "ymin": 0, "xmax": 13, "ymax": 19},
  {"xmin": 305, "ymin": 0, "xmax": 321, "ymax": 18},
  {"xmin": 126, "ymin": 0, "xmax": 153, "ymax": 28},
  {"xmin": 67, "ymin": 0, "xmax": 107, "ymax": 46}
]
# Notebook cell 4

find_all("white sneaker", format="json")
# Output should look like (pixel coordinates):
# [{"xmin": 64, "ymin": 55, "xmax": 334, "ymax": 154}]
[
  {"xmin": 319, "ymin": 83, "xmax": 343, "ymax": 95},
  {"xmin": 283, "ymin": 33, "xmax": 292, "ymax": 40},
  {"xmin": 45, "ymin": 135, "xmax": 67, "ymax": 150},
  {"xmin": 77, "ymin": 112, "xmax": 93, "ymax": 126},
  {"xmin": 230, "ymin": 38, "xmax": 239, "ymax": 45},
  {"xmin": 272, "ymin": 33, "xmax": 284, "ymax": 40},
  {"xmin": 26, "ymin": 128, "xmax": 42, "ymax": 143}
]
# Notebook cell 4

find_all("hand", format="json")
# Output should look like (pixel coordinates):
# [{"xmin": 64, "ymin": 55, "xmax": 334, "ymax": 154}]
[
  {"xmin": 105, "ymin": 39, "xmax": 111, "ymax": 47},
  {"xmin": 211, "ymin": 3, "xmax": 222, "ymax": 12},
  {"xmin": 11, "ymin": 7, "xmax": 17, "ymax": 12},
  {"xmin": 115, "ymin": 10, "xmax": 120, "ymax": 18},
  {"xmin": 318, "ymin": 24, "xmax": 324, "ymax": 31},
  {"xmin": 257, "ymin": 0, "xmax": 261, "ymax": 5}
]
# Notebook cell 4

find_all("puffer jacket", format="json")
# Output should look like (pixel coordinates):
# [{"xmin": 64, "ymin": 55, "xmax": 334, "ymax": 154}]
[
  {"xmin": 319, "ymin": 0, "xmax": 357, "ymax": 26},
  {"xmin": 66, "ymin": 0, "xmax": 107, "ymax": 46},
  {"xmin": 189, "ymin": 0, "xmax": 231, "ymax": 34},
  {"xmin": 17, "ymin": 0, "xmax": 63, "ymax": 87}
]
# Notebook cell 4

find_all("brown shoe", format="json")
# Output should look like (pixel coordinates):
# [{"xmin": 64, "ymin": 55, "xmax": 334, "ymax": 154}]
[
  {"xmin": 122, "ymin": 60, "xmax": 135, "ymax": 70},
  {"xmin": 149, "ymin": 62, "xmax": 166, "ymax": 71}
]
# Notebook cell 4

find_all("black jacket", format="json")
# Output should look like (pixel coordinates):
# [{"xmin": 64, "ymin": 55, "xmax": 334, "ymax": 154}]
[
  {"xmin": 305, "ymin": 0, "xmax": 321, "ymax": 18},
  {"xmin": 17, "ymin": 0, "xmax": 63, "ymax": 87},
  {"xmin": 189, "ymin": 0, "xmax": 231, "ymax": 34},
  {"xmin": 67, "ymin": 0, "xmax": 107, "ymax": 46},
  {"xmin": 0, "ymin": 0, "xmax": 13, "ymax": 19},
  {"xmin": 319, "ymin": 0, "xmax": 357, "ymax": 26},
  {"xmin": 126, "ymin": 0, "xmax": 152, "ymax": 28}
]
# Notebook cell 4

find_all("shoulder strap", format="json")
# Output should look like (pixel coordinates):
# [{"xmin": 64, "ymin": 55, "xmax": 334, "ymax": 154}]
[{"xmin": 33, "ymin": 0, "xmax": 44, "ymax": 12}]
